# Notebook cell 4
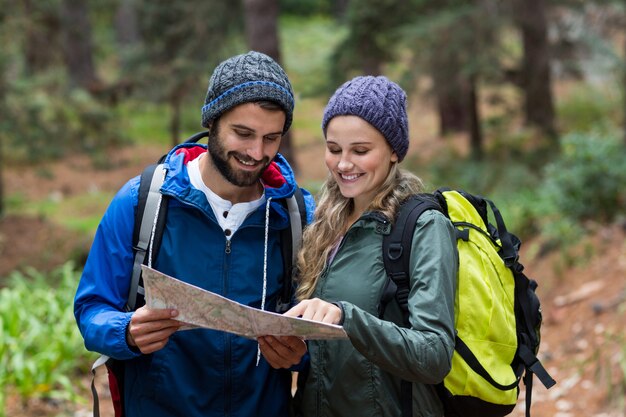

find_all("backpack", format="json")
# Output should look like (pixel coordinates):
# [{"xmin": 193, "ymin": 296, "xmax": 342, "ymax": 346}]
[
  {"xmin": 379, "ymin": 188, "xmax": 556, "ymax": 417},
  {"xmin": 90, "ymin": 131, "xmax": 308, "ymax": 417}
]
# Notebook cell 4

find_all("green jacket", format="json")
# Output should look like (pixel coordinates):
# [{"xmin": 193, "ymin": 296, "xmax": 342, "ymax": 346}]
[{"xmin": 299, "ymin": 210, "xmax": 458, "ymax": 417}]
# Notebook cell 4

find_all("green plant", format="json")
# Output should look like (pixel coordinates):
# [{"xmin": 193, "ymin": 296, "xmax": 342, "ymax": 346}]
[
  {"xmin": 539, "ymin": 131, "xmax": 626, "ymax": 225},
  {"xmin": 0, "ymin": 263, "xmax": 96, "ymax": 416},
  {"xmin": 1, "ymin": 71, "xmax": 127, "ymax": 164},
  {"xmin": 556, "ymin": 84, "xmax": 621, "ymax": 134},
  {"xmin": 281, "ymin": 15, "xmax": 347, "ymax": 98}
]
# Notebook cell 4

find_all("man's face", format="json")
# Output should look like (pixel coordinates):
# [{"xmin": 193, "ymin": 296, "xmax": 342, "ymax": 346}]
[{"xmin": 208, "ymin": 102, "xmax": 285, "ymax": 187}]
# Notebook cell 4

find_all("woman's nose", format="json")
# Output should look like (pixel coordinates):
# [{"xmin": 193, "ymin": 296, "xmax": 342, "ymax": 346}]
[{"xmin": 337, "ymin": 154, "xmax": 353, "ymax": 170}]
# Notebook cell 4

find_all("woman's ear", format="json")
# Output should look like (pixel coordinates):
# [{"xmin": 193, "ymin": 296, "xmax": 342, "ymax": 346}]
[{"xmin": 391, "ymin": 151, "xmax": 399, "ymax": 163}]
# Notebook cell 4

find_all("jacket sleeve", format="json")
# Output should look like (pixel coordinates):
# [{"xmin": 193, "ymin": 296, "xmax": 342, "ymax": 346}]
[
  {"xmin": 340, "ymin": 210, "xmax": 458, "ymax": 384},
  {"xmin": 73, "ymin": 177, "xmax": 143, "ymax": 360}
]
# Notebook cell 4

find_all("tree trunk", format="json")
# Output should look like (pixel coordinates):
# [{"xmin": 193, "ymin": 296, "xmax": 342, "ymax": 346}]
[
  {"xmin": 515, "ymin": 0, "xmax": 556, "ymax": 139},
  {"xmin": 61, "ymin": 0, "xmax": 98, "ymax": 90},
  {"xmin": 333, "ymin": 0, "xmax": 350, "ymax": 19},
  {"xmin": 170, "ymin": 98, "xmax": 181, "ymax": 149},
  {"xmin": 242, "ymin": 0, "xmax": 299, "ymax": 174},
  {"xmin": 623, "ymin": 7, "xmax": 626, "ymax": 146},
  {"xmin": 430, "ymin": 35, "xmax": 469, "ymax": 136},
  {"xmin": 0, "ymin": 133, "xmax": 4, "ymax": 217},
  {"xmin": 433, "ymin": 73, "xmax": 468, "ymax": 136},
  {"xmin": 22, "ymin": 0, "xmax": 61, "ymax": 74},
  {"xmin": 468, "ymin": 75, "xmax": 483, "ymax": 160},
  {"xmin": 243, "ymin": 0, "xmax": 281, "ymax": 61},
  {"xmin": 357, "ymin": 37, "xmax": 382, "ymax": 75},
  {"xmin": 0, "ymin": 115, "xmax": 3, "ymax": 217},
  {"xmin": 115, "ymin": 0, "xmax": 140, "ymax": 47}
]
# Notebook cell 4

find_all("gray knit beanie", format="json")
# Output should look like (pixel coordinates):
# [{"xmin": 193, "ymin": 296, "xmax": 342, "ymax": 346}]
[
  {"xmin": 201, "ymin": 51, "xmax": 294, "ymax": 132},
  {"xmin": 322, "ymin": 76, "xmax": 409, "ymax": 161}
]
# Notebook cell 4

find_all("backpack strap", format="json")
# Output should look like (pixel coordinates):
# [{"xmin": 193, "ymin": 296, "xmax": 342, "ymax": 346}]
[
  {"xmin": 184, "ymin": 130, "xmax": 209, "ymax": 144},
  {"xmin": 126, "ymin": 163, "xmax": 168, "ymax": 311},
  {"xmin": 277, "ymin": 187, "xmax": 307, "ymax": 313},
  {"xmin": 380, "ymin": 194, "xmax": 443, "ymax": 417},
  {"xmin": 93, "ymin": 132, "xmax": 211, "ymax": 417},
  {"xmin": 380, "ymin": 194, "xmax": 442, "ymax": 320},
  {"xmin": 127, "ymin": 131, "xmax": 209, "ymax": 311}
]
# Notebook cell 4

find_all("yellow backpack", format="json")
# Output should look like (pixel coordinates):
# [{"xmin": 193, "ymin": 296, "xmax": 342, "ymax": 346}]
[{"xmin": 380, "ymin": 188, "xmax": 556, "ymax": 417}]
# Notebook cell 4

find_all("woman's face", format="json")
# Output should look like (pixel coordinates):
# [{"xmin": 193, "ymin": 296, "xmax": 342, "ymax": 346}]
[{"xmin": 325, "ymin": 115, "xmax": 398, "ymax": 211}]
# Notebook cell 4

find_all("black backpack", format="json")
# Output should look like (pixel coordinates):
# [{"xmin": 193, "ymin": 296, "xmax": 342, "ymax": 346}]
[
  {"xmin": 91, "ymin": 131, "xmax": 308, "ymax": 417},
  {"xmin": 379, "ymin": 188, "xmax": 556, "ymax": 417}
]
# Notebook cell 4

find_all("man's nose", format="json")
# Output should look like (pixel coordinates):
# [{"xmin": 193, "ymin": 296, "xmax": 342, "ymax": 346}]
[{"xmin": 246, "ymin": 139, "xmax": 264, "ymax": 161}]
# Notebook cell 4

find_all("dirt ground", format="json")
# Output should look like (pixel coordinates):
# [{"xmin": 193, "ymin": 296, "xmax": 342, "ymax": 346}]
[{"xmin": 1, "ymin": 138, "xmax": 625, "ymax": 417}]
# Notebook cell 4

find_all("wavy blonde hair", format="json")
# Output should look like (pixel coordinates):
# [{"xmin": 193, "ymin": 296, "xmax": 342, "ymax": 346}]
[{"xmin": 295, "ymin": 163, "xmax": 425, "ymax": 300}]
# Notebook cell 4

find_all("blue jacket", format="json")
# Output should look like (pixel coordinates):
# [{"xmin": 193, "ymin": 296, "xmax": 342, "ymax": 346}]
[{"xmin": 74, "ymin": 143, "xmax": 314, "ymax": 417}]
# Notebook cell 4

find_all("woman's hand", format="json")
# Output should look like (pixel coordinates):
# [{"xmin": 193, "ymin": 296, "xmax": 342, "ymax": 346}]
[{"xmin": 284, "ymin": 298, "xmax": 343, "ymax": 324}]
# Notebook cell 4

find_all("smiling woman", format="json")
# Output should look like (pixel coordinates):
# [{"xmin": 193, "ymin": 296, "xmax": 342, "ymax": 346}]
[
  {"xmin": 271, "ymin": 76, "xmax": 459, "ymax": 417},
  {"xmin": 324, "ymin": 115, "xmax": 398, "ymax": 215}
]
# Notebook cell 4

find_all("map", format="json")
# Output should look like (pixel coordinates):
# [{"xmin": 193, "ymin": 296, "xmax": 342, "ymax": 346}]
[{"xmin": 142, "ymin": 265, "xmax": 348, "ymax": 340}]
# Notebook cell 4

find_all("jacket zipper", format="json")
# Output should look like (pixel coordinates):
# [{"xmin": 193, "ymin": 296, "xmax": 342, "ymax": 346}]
[{"xmin": 224, "ymin": 237, "xmax": 232, "ymax": 415}]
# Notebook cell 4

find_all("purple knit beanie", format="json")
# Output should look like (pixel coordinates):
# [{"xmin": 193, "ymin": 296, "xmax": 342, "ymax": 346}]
[{"xmin": 322, "ymin": 76, "xmax": 409, "ymax": 161}]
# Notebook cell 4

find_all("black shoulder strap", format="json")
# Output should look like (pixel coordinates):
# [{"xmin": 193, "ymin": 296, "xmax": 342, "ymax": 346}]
[
  {"xmin": 127, "ymin": 163, "xmax": 168, "ymax": 311},
  {"xmin": 380, "ymin": 194, "xmax": 442, "ymax": 321},
  {"xmin": 380, "ymin": 194, "xmax": 442, "ymax": 417},
  {"xmin": 277, "ymin": 187, "xmax": 307, "ymax": 313},
  {"xmin": 184, "ymin": 130, "xmax": 209, "ymax": 144}
]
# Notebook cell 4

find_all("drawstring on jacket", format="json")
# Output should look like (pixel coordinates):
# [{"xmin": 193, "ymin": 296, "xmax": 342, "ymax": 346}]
[{"xmin": 256, "ymin": 196, "xmax": 272, "ymax": 366}]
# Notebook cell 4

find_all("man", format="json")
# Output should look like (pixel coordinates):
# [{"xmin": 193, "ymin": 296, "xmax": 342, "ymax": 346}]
[{"xmin": 74, "ymin": 51, "xmax": 314, "ymax": 417}]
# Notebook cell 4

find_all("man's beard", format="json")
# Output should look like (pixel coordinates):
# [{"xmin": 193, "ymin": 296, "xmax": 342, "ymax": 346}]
[{"xmin": 207, "ymin": 126, "xmax": 271, "ymax": 187}]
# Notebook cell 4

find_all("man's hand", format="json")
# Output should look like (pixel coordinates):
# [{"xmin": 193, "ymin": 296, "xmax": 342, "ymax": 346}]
[
  {"xmin": 126, "ymin": 306, "xmax": 181, "ymax": 354},
  {"xmin": 258, "ymin": 335, "xmax": 307, "ymax": 369}
]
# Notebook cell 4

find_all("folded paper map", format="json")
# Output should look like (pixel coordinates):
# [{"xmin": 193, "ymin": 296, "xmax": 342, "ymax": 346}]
[{"xmin": 142, "ymin": 265, "xmax": 347, "ymax": 340}]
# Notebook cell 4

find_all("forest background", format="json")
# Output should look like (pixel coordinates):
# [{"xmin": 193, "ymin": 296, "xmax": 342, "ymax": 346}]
[{"xmin": 0, "ymin": 0, "xmax": 625, "ymax": 416}]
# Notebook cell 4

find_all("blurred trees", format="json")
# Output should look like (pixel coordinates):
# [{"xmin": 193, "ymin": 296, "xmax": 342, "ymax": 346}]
[
  {"xmin": 21, "ymin": 0, "xmax": 63, "ymax": 75},
  {"xmin": 328, "ymin": 0, "xmax": 411, "ymax": 81},
  {"xmin": 513, "ymin": 0, "xmax": 556, "ymax": 139},
  {"xmin": 61, "ymin": 0, "xmax": 99, "ymax": 90},
  {"xmin": 130, "ymin": 0, "xmax": 242, "ymax": 146},
  {"xmin": 0, "ymin": 0, "xmax": 621, "ymax": 179},
  {"xmin": 323, "ymin": 0, "xmax": 625, "ymax": 157},
  {"xmin": 244, "ymin": 0, "xmax": 299, "ymax": 172}
]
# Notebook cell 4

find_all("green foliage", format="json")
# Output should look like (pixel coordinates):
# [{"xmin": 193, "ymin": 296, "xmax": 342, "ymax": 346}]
[
  {"xmin": 0, "ymin": 71, "xmax": 127, "ymax": 164},
  {"xmin": 328, "ymin": 0, "xmax": 413, "ymax": 88},
  {"xmin": 405, "ymin": 149, "xmax": 544, "ymax": 240},
  {"xmin": 120, "ymin": 100, "xmax": 197, "ymax": 147},
  {"xmin": 281, "ymin": 15, "xmax": 347, "ymax": 98},
  {"xmin": 539, "ymin": 131, "xmax": 626, "ymax": 225},
  {"xmin": 280, "ymin": 0, "xmax": 335, "ymax": 16},
  {"xmin": 129, "ymin": 0, "xmax": 243, "ymax": 103},
  {"xmin": 556, "ymin": 84, "xmax": 622, "ymax": 133},
  {"xmin": 417, "ymin": 147, "xmax": 541, "ymax": 196},
  {"xmin": 0, "ymin": 263, "xmax": 95, "ymax": 415}
]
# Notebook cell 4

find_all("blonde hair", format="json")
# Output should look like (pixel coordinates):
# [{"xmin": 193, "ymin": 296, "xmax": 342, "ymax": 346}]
[{"xmin": 295, "ymin": 163, "xmax": 425, "ymax": 300}]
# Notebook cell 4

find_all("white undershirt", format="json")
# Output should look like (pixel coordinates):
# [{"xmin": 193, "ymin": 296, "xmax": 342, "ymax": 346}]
[{"xmin": 188, "ymin": 154, "xmax": 265, "ymax": 239}]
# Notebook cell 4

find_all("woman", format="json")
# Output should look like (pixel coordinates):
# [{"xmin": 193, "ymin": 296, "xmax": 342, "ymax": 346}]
[{"xmin": 267, "ymin": 76, "xmax": 458, "ymax": 416}]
